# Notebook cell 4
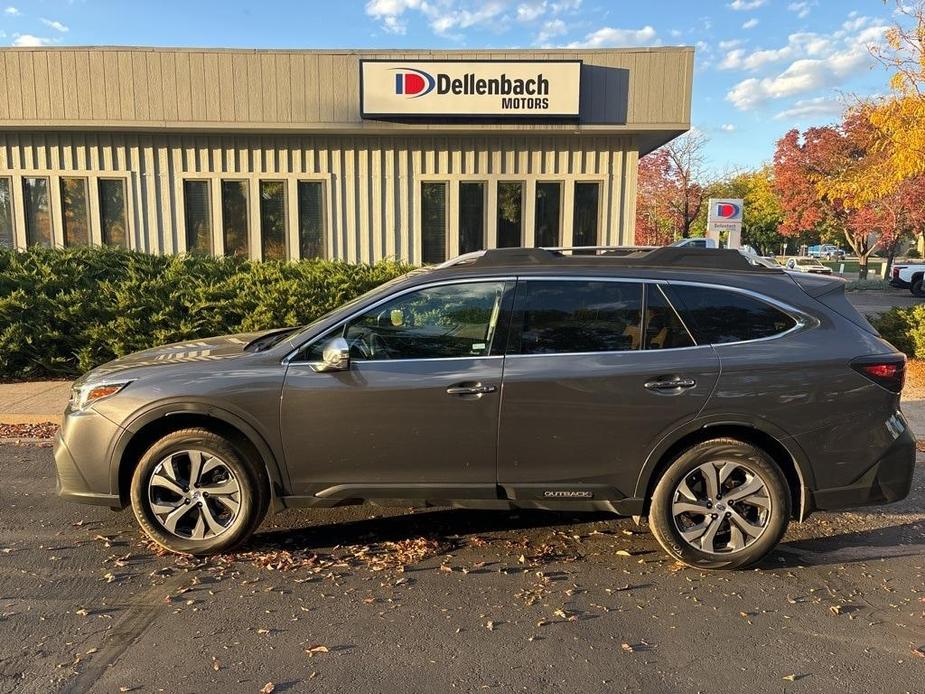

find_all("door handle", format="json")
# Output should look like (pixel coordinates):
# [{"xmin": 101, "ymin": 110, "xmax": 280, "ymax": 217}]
[
  {"xmin": 446, "ymin": 383, "xmax": 497, "ymax": 396},
  {"xmin": 644, "ymin": 378, "xmax": 696, "ymax": 391}
]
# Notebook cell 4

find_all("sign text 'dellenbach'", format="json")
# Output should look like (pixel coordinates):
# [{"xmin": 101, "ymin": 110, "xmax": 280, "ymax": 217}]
[{"xmin": 361, "ymin": 60, "xmax": 581, "ymax": 118}]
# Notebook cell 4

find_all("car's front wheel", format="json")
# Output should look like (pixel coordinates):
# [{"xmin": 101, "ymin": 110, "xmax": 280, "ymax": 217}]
[
  {"xmin": 649, "ymin": 438, "xmax": 790, "ymax": 569},
  {"xmin": 130, "ymin": 428, "xmax": 269, "ymax": 555}
]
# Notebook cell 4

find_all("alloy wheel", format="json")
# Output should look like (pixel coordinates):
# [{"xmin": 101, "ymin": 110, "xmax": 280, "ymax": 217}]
[
  {"xmin": 147, "ymin": 450, "xmax": 241, "ymax": 541},
  {"xmin": 670, "ymin": 461, "xmax": 772, "ymax": 554}
]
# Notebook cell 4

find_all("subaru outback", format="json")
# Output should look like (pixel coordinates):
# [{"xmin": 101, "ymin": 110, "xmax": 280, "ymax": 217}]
[{"xmin": 54, "ymin": 247, "xmax": 916, "ymax": 569}]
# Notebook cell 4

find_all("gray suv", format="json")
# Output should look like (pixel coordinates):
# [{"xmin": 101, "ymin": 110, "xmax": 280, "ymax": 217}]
[{"xmin": 54, "ymin": 247, "xmax": 915, "ymax": 569}]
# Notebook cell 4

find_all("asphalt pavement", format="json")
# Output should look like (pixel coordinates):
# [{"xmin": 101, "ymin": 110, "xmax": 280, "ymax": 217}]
[{"xmin": 0, "ymin": 445, "xmax": 923, "ymax": 693}]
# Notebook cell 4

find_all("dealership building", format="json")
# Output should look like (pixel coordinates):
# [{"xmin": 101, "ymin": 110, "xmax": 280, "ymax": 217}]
[{"xmin": 0, "ymin": 47, "xmax": 693, "ymax": 263}]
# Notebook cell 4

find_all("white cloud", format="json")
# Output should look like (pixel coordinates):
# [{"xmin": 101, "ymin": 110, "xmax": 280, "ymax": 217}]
[
  {"xmin": 516, "ymin": 1, "xmax": 546, "ymax": 22},
  {"xmin": 40, "ymin": 18, "xmax": 68, "ymax": 32},
  {"xmin": 720, "ymin": 123, "xmax": 736, "ymax": 132},
  {"xmin": 787, "ymin": 2, "xmax": 813, "ymax": 19},
  {"xmin": 726, "ymin": 47, "xmax": 872, "ymax": 109},
  {"xmin": 742, "ymin": 18, "xmax": 759, "ymax": 30},
  {"xmin": 773, "ymin": 96, "xmax": 845, "ymax": 120},
  {"xmin": 12, "ymin": 33, "xmax": 53, "ymax": 46},
  {"xmin": 535, "ymin": 18, "xmax": 566, "ymax": 44},
  {"xmin": 364, "ymin": 0, "xmax": 428, "ymax": 34},
  {"xmin": 728, "ymin": 0, "xmax": 766, "ymax": 10},
  {"xmin": 718, "ymin": 39, "xmax": 744, "ymax": 50},
  {"xmin": 567, "ymin": 25, "xmax": 657, "ymax": 48},
  {"xmin": 429, "ymin": 1, "xmax": 507, "ymax": 35},
  {"xmin": 4, "ymin": 6, "xmax": 19, "ymax": 16}
]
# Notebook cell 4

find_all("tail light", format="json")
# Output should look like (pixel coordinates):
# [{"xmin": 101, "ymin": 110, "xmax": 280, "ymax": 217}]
[
  {"xmin": 892, "ymin": 266, "xmax": 904, "ymax": 280},
  {"xmin": 851, "ymin": 356, "xmax": 906, "ymax": 393}
]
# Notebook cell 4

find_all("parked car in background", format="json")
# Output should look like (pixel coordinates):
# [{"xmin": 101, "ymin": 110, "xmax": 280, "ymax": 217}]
[
  {"xmin": 808, "ymin": 244, "xmax": 846, "ymax": 260},
  {"xmin": 890, "ymin": 263, "xmax": 925, "ymax": 296},
  {"xmin": 786, "ymin": 257, "xmax": 833, "ymax": 275},
  {"xmin": 54, "ymin": 247, "xmax": 914, "ymax": 570},
  {"xmin": 671, "ymin": 237, "xmax": 718, "ymax": 249}
]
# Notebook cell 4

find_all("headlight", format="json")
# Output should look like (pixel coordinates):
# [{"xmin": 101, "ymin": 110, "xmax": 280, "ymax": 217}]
[{"xmin": 72, "ymin": 382, "xmax": 132, "ymax": 410}]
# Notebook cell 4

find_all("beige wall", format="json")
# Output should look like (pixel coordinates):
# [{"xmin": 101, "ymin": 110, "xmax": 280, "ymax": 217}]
[
  {"xmin": 0, "ymin": 47, "xmax": 692, "ymax": 138},
  {"xmin": 0, "ymin": 131, "xmax": 639, "ymax": 262}
]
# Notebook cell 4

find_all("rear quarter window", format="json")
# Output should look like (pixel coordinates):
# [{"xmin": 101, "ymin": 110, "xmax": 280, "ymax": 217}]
[{"xmin": 668, "ymin": 284, "xmax": 797, "ymax": 344}]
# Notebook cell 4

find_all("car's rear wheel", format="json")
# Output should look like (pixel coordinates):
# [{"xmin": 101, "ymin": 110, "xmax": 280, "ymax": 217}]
[
  {"xmin": 649, "ymin": 438, "xmax": 790, "ymax": 570},
  {"xmin": 911, "ymin": 278, "xmax": 925, "ymax": 297},
  {"xmin": 130, "ymin": 428, "xmax": 268, "ymax": 555}
]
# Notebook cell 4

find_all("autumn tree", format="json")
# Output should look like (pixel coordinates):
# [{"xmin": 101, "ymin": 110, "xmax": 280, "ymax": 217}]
[
  {"xmin": 634, "ymin": 130, "xmax": 709, "ymax": 244},
  {"xmin": 635, "ymin": 149, "xmax": 676, "ymax": 246},
  {"xmin": 773, "ymin": 114, "xmax": 896, "ymax": 278}
]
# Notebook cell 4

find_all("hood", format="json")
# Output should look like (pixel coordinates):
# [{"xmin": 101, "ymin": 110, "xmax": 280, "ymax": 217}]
[{"xmin": 79, "ymin": 329, "xmax": 285, "ymax": 383}]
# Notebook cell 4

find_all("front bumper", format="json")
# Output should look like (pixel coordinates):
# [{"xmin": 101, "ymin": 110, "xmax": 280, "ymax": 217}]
[
  {"xmin": 810, "ymin": 424, "xmax": 916, "ymax": 511},
  {"xmin": 53, "ymin": 407, "xmax": 125, "ymax": 509}
]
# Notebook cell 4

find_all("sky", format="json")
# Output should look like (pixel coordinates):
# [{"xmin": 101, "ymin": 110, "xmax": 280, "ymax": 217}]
[{"xmin": 0, "ymin": 1, "xmax": 903, "ymax": 173}]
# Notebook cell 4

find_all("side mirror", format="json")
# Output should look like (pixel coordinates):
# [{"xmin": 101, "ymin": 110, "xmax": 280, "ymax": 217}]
[{"xmin": 310, "ymin": 337, "xmax": 351, "ymax": 373}]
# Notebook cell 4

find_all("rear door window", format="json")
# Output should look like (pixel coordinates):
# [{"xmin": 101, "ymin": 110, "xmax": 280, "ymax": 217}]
[
  {"xmin": 667, "ymin": 284, "xmax": 796, "ymax": 344},
  {"xmin": 644, "ymin": 285, "xmax": 695, "ymax": 349},
  {"xmin": 511, "ymin": 280, "xmax": 643, "ymax": 354}
]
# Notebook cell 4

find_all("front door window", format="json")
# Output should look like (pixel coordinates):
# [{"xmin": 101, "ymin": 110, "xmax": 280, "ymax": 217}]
[{"xmin": 307, "ymin": 281, "xmax": 510, "ymax": 362}]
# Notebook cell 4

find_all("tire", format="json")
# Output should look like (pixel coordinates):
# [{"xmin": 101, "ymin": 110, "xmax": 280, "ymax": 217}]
[
  {"xmin": 130, "ymin": 428, "xmax": 269, "ymax": 555},
  {"xmin": 911, "ymin": 278, "xmax": 925, "ymax": 297},
  {"xmin": 649, "ymin": 438, "xmax": 790, "ymax": 570}
]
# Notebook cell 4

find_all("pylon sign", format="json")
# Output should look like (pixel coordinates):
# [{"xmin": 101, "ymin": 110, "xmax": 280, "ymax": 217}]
[{"xmin": 707, "ymin": 198, "xmax": 743, "ymax": 232}]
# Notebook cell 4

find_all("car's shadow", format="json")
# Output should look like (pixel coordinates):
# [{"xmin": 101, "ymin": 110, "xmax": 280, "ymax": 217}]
[
  {"xmin": 249, "ymin": 507, "xmax": 617, "ymax": 551},
  {"xmin": 243, "ymin": 506, "xmax": 924, "ymax": 570}
]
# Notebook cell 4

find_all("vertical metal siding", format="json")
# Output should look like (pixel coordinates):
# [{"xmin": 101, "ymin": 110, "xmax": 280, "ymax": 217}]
[{"xmin": 0, "ymin": 131, "xmax": 637, "ymax": 261}]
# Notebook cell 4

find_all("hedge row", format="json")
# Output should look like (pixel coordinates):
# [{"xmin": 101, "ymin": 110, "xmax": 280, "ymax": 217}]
[
  {"xmin": 0, "ymin": 247, "xmax": 410, "ymax": 379},
  {"xmin": 870, "ymin": 305, "xmax": 925, "ymax": 359}
]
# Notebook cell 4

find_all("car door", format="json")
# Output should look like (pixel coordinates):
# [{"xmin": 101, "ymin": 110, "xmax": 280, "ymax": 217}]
[
  {"xmin": 497, "ymin": 279, "xmax": 720, "ymax": 502},
  {"xmin": 280, "ymin": 279, "xmax": 514, "ymax": 499}
]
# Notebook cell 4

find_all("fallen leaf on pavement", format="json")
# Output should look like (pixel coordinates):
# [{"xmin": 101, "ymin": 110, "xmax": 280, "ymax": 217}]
[
  {"xmin": 782, "ymin": 674, "xmax": 810, "ymax": 681},
  {"xmin": 306, "ymin": 645, "xmax": 329, "ymax": 656},
  {"xmin": 259, "ymin": 683, "xmax": 275, "ymax": 694}
]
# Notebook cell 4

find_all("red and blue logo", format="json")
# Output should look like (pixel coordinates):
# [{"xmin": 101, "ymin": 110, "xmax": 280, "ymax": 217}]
[
  {"xmin": 715, "ymin": 202, "xmax": 741, "ymax": 218},
  {"xmin": 393, "ymin": 67, "xmax": 436, "ymax": 98}
]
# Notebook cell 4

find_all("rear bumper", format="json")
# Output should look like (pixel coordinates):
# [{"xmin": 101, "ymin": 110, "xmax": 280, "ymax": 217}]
[
  {"xmin": 889, "ymin": 279, "xmax": 910, "ymax": 288},
  {"xmin": 810, "ymin": 425, "xmax": 916, "ymax": 511}
]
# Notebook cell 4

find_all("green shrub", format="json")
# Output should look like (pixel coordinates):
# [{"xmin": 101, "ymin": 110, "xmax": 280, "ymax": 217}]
[
  {"xmin": 0, "ymin": 247, "xmax": 411, "ymax": 379},
  {"xmin": 871, "ymin": 305, "xmax": 925, "ymax": 358}
]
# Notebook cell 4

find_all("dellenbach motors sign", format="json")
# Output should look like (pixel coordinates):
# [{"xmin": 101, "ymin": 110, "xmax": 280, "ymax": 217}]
[
  {"xmin": 360, "ymin": 60, "xmax": 581, "ymax": 118},
  {"xmin": 707, "ymin": 198, "xmax": 744, "ymax": 233}
]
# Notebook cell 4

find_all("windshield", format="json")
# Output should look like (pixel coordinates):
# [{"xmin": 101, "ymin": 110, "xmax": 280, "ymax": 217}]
[{"xmin": 284, "ymin": 268, "xmax": 431, "ymax": 346}]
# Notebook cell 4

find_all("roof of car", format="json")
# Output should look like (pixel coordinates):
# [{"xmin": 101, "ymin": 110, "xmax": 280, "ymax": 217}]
[{"xmin": 432, "ymin": 247, "xmax": 783, "ymax": 276}]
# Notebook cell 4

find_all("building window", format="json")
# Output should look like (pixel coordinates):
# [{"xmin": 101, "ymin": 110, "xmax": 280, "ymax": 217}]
[
  {"xmin": 23, "ymin": 177, "xmax": 52, "ymax": 247},
  {"xmin": 60, "ymin": 178, "xmax": 90, "ymax": 247},
  {"xmin": 534, "ymin": 182, "xmax": 561, "ymax": 248},
  {"xmin": 497, "ymin": 181, "xmax": 523, "ymax": 248},
  {"xmin": 0, "ymin": 178, "xmax": 13, "ymax": 249},
  {"xmin": 221, "ymin": 180, "xmax": 249, "ymax": 257},
  {"xmin": 297, "ymin": 181, "xmax": 325, "ymax": 259},
  {"xmin": 572, "ymin": 182, "xmax": 600, "ymax": 247},
  {"xmin": 98, "ymin": 178, "xmax": 128, "ymax": 248},
  {"xmin": 183, "ymin": 180, "xmax": 212, "ymax": 255},
  {"xmin": 421, "ymin": 182, "xmax": 447, "ymax": 264},
  {"xmin": 259, "ymin": 180, "xmax": 287, "ymax": 261},
  {"xmin": 458, "ymin": 181, "xmax": 485, "ymax": 255}
]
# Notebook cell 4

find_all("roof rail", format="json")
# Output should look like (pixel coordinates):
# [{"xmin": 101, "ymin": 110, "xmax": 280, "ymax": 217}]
[{"xmin": 441, "ymin": 246, "xmax": 762, "ymax": 272}]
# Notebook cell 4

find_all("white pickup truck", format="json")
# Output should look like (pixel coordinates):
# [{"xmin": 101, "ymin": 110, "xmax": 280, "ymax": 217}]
[{"xmin": 890, "ymin": 263, "xmax": 925, "ymax": 296}]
